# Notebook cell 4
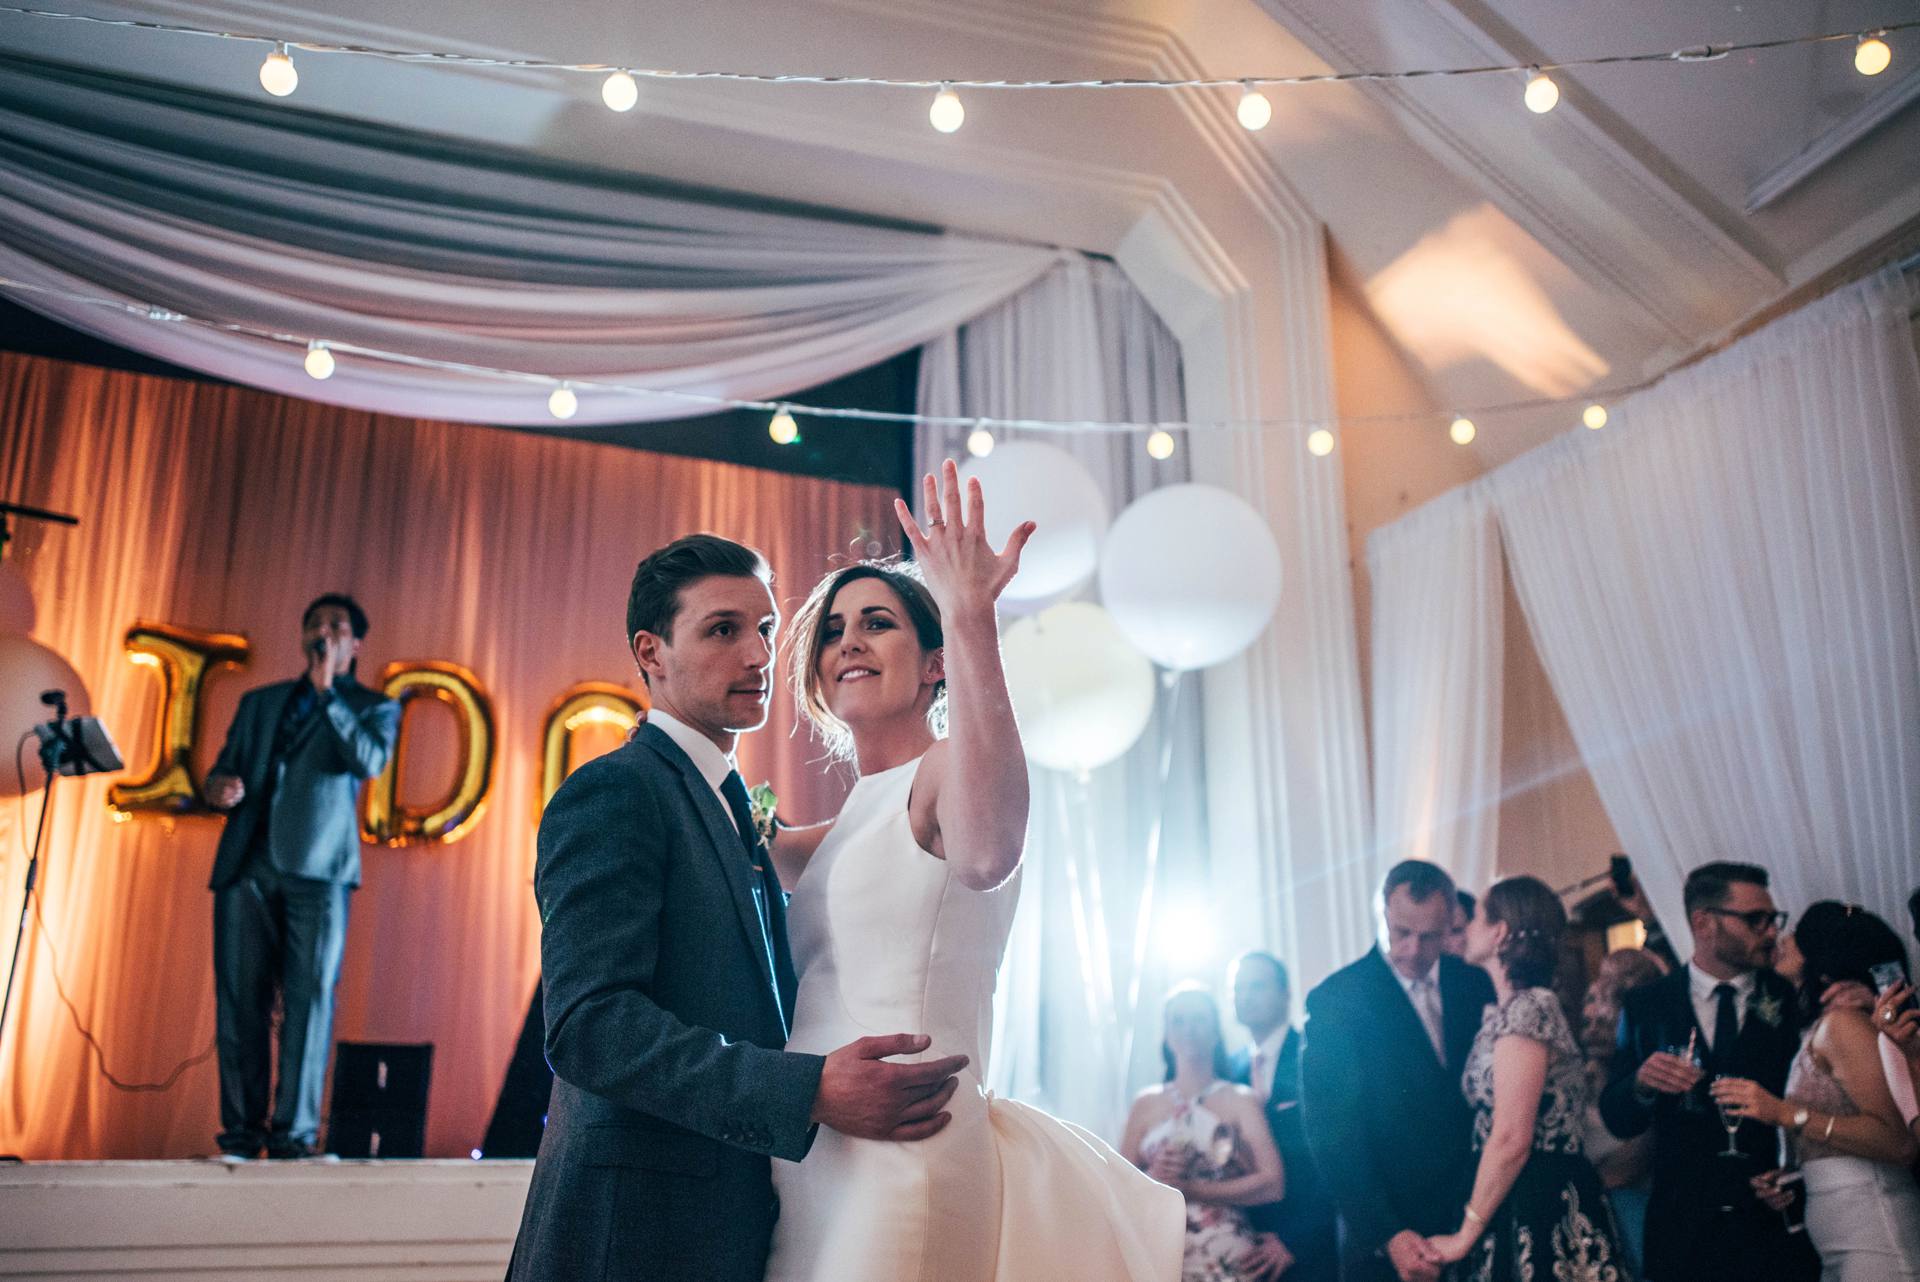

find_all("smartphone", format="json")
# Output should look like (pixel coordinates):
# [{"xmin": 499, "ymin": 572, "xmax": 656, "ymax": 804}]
[
  {"xmin": 1609, "ymin": 854, "xmax": 1636, "ymax": 901},
  {"xmin": 1869, "ymin": 960, "xmax": 1916, "ymax": 1013}
]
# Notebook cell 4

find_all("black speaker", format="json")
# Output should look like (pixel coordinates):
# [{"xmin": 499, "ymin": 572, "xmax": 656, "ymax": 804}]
[
  {"xmin": 481, "ymin": 981, "xmax": 553, "ymax": 1158},
  {"xmin": 326, "ymin": 1042, "xmax": 432, "ymax": 1158}
]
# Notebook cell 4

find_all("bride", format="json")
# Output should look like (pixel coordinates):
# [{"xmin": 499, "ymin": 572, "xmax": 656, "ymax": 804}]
[{"xmin": 762, "ymin": 459, "xmax": 1185, "ymax": 1282}]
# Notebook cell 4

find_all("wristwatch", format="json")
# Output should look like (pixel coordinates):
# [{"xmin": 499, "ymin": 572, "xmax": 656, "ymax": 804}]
[{"xmin": 1790, "ymin": 1106, "xmax": 1811, "ymax": 1132}]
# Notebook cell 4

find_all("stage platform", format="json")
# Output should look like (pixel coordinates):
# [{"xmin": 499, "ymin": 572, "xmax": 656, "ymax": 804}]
[{"xmin": 0, "ymin": 1159, "xmax": 533, "ymax": 1281}]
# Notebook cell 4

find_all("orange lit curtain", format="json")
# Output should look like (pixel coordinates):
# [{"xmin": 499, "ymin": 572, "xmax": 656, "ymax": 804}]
[{"xmin": 0, "ymin": 350, "xmax": 895, "ymax": 1158}]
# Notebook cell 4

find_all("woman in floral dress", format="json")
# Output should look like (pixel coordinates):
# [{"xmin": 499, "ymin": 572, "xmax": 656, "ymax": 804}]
[
  {"xmin": 1122, "ymin": 986, "xmax": 1292, "ymax": 1282},
  {"xmin": 1424, "ymin": 876, "xmax": 1626, "ymax": 1282}
]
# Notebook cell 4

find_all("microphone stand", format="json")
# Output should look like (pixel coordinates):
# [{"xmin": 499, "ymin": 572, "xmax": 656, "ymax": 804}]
[{"xmin": 0, "ymin": 695, "xmax": 70, "ymax": 1068}]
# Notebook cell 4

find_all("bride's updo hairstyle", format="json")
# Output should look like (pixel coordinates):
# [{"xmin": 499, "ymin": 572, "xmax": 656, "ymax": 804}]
[
  {"xmin": 1481, "ymin": 875, "xmax": 1566, "ymax": 990},
  {"xmin": 788, "ymin": 558, "xmax": 946, "ymax": 761}
]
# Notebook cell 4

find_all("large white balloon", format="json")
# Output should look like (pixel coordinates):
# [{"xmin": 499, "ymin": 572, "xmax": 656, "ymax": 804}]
[
  {"xmin": 1000, "ymin": 602, "xmax": 1155, "ymax": 775},
  {"xmin": 0, "ymin": 635, "xmax": 90, "ymax": 796},
  {"xmin": 958, "ymin": 442, "xmax": 1108, "ymax": 603},
  {"xmin": 0, "ymin": 559, "xmax": 33, "ymax": 634},
  {"xmin": 1098, "ymin": 484, "xmax": 1282, "ymax": 670}
]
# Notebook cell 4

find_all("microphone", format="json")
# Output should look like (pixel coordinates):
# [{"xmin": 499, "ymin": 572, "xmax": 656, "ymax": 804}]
[{"xmin": 307, "ymin": 636, "xmax": 329, "ymax": 661}]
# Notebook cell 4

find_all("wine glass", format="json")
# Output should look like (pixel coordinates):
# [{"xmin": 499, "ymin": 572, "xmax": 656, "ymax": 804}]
[
  {"xmin": 1659, "ymin": 1035, "xmax": 1705, "ymax": 1112},
  {"xmin": 1714, "ymin": 1076, "xmax": 1744, "ymax": 1155},
  {"xmin": 1774, "ymin": 1126, "xmax": 1805, "ymax": 1234}
]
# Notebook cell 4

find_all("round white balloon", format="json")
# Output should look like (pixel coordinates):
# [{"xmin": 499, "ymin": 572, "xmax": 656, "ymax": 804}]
[
  {"xmin": 0, "ymin": 634, "xmax": 90, "ymax": 797},
  {"xmin": 957, "ymin": 442, "xmax": 1108, "ymax": 602},
  {"xmin": 0, "ymin": 559, "xmax": 33, "ymax": 634},
  {"xmin": 1098, "ymin": 484, "xmax": 1282, "ymax": 670},
  {"xmin": 1000, "ymin": 601, "xmax": 1156, "ymax": 775}
]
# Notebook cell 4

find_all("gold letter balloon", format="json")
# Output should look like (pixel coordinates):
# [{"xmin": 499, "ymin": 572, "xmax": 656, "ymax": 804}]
[
  {"xmin": 108, "ymin": 622, "xmax": 251, "ymax": 816},
  {"xmin": 360, "ymin": 660, "xmax": 496, "ymax": 846},
  {"xmin": 538, "ymin": 681, "xmax": 648, "ymax": 821}
]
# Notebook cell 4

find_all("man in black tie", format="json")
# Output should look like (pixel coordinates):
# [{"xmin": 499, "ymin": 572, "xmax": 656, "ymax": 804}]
[
  {"xmin": 1230, "ymin": 950, "xmax": 1337, "ymax": 1282},
  {"xmin": 1599, "ymin": 861, "xmax": 1817, "ymax": 1282},
  {"xmin": 1301, "ymin": 861, "xmax": 1495, "ymax": 1282}
]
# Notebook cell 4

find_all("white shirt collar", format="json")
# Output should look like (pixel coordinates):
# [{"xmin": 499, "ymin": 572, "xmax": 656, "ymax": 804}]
[
  {"xmin": 646, "ymin": 709, "xmax": 735, "ymax": 796},
  {"xmin": 1391, "ymin": 958, "xmax": 1440, "ymax": 993},
  {"xmin": 1253, "ymin": 1027, "xmax": 1287, "ymax": 1064},
  {"xmin": 1688, "ymin": 961, "xmax": 1755, "ymax": 1003}
]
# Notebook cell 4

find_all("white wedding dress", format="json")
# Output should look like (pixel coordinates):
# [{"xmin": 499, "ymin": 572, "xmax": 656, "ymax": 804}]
[{"xmin": 766, "ymin": 755, "xmax": 1185, "ymax": 1282}]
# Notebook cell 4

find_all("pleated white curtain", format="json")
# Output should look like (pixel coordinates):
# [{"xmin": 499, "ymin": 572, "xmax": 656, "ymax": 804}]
[
  {"xmin": 1366, "ymin": 485, "xmax": 1505, "ymax": 897},
  {"xmin": 0, "ymin": 56, "xmax": 1057, "ymax": 427},
  {"xmin": 1490, "ymin": 267, "xmax": 1920, "ymax": 948},
  {"xmin": 916, "ymin": 257, "xmax": 1203, "ymax": 1139}
]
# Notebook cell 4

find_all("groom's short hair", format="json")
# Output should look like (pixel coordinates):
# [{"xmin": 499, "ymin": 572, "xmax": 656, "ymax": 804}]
[
  {"xmin": 626, "ymin": 534, "xmax": 772, "ymax": 650},
  {"xmin": 1381, "ymin": 858, "xmax": 1455, "ymax": 905}
]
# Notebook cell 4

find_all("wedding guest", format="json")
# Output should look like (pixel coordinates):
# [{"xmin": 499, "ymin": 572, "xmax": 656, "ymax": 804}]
[
  {"xmin": 1446, "ymin": 890, "xmax": 1476, "ymax": 959},
  {"xmin": 1714, "ymin": 903, "xmax": 1920, "ymax": 1280},
  {"xmin": 1123, "ymin": 986, "xmax": 1291, "ymax": 1282},
  {"xmin": 1420, "ymin": 875, "xmax": 1626, "ymax": 1277},
  {"xmin": 1301, "ymin": 860, "xmax": 1494, "ymax": 1282},
  {"xmin": 1599, "ymin": 862, "xmax": 1818, "ymax": 1282},
  {"xmin": 1230, "ymin": 951, "xmax": 1337, "ymax": 1282},
  {"xmin": 1578, "ymin": 949, "xmax": 1667, "ymax": 1278}
]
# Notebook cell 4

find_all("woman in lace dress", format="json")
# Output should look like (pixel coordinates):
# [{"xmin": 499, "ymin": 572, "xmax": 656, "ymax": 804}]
[
  {"xmin": 1423, "ymin": 876, "xmax": 1625, "ymax": 1282},
  {"xmin": 1122, "ymin": 986, "xmax": 1291, "ymax": 1282},
  {"xmin": 1712, "ymin": 903, "xmax": 1920, "ymax": 1281}
]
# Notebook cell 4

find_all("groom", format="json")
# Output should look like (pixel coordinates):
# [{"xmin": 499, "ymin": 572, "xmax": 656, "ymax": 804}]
[{"xmin": 507, "ymin": 534, "xmax": 968, "ymax": 1281}]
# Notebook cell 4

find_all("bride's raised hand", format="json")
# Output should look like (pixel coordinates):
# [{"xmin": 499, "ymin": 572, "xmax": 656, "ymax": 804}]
[{"xmin": 894, "ymin": 458, "xmax": 1035, "ymax": 617}]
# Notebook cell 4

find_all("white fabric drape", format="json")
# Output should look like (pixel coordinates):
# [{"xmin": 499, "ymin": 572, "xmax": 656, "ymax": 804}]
[
  {"xmin": 0, "ymin": 55, "xmax": 1058, "ymax": 426},
  {"xmin": 1490, "ymin": 267, "xmax": 1920, "ymax": 948},
  {"xmin": 1366, "ymin": 485, "xmax": 1505, "ymax": 896},
  {"xmin": 916, "ymin": 257, "xmax": 1201, "ymax": 1139}
]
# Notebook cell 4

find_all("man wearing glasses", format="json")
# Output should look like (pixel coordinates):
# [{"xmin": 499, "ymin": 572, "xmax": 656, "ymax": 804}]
[{"xmin": 1599, "ymin": 862, "xmax": 1817, "ymax": 1282}]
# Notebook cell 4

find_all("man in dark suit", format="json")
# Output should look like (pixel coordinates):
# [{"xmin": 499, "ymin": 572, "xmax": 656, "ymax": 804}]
[
  {"xmin": 1301, "ymin": 861, "xmax": 1495, "ymax": 1282},
  {"xmin": 1599, "ymin": 861, "xmax": 1818, "ymax": 1282},
  {"xmin": 204, "ymin": 593, "xmax": 400, "ymax": 1160},
  {"xmin": 1230, "ymin": 950, "xmax": 1337, "ymax": 1282},
  {"xmin": 507, "ymin": 535, "xmax": 967, "ymax": 1282}
]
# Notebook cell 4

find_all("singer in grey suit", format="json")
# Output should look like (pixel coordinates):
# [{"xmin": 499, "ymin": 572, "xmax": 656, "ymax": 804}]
[
  {"xmin": 508, "ymin": 535, "xmax": 967, "ymax": 1282},
  {"xmin": 204, "ymin": 594, "xmax": 399, "ymax": 1159}
]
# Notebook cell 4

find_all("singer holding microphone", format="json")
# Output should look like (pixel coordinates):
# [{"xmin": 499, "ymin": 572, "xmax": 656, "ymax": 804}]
[{"xmin": 202, "ymin": 594, "xmax": 400, "ymax": 1160}]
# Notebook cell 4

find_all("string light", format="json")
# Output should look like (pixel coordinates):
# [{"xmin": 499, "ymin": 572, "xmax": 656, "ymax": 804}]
[
  {"xmin": 1449, "ymin": 416, "xmax": 1476, "ymax": 445},
  {"xmin": 1523, "ymin": 70, "xmax": 1559, "ymax": 113},
  {"xmin": 768, "ymin": 407, "xmax": 800, "ymax": 444},
  {"xmin": 0, "ymin": 275, "xmax": 1684, "ymax": 439},
  {"xmin": 1307, "ymin": 428, "xmax": 1335, "ymax": 456},
  {"xmin": 4, "ymin": 8, "xmax": 1908, "ymax": 100},
  {"xmin": 547, "ymin": 382, "xmax": 578, "ymax": 419},
  {"xmin": 302, "ymin": 339, "xmax": 334, "ymax": 380},
  {"xmin": 258, "ymin": 41, "xmax": 297, "ymax": 97},
  {"xmin": 601, "ymin": 69, "xmax": 639, "ymax": 111},
  {"xmin": 1235, "ymin": 85, "xmax": 1272, "ymax": 131},
  {"xmin": 1855, "ymin": 34, "xmax": 1893, "ymax": 76},
  {"xmin": 1582, "ymin": 403, "xmax": 1608, "ymax": 430},
  {"xmin": 1145, "ymin": 429, "xmax": 1176, "ymax": 460},
  {"xmin": 929, "ymin": 85, "xmax": 964, "ymax": 133},
  {"xmin": 966, "ymin": 427, "xmax": 995, "ymax": 457}
]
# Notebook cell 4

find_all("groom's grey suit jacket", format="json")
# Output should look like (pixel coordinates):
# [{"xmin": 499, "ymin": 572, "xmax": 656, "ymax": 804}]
[{"xmin": 506, "ymin": 722, "xmax": 823, "ymax": 1282}]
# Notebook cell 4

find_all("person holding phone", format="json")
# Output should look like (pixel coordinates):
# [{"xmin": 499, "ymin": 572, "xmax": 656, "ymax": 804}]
[{"xmin": 1713, "ymin": 903, "xmax": 1920, "ymax": 1281}]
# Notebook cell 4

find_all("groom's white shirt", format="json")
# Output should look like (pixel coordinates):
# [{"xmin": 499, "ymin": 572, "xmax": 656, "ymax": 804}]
[{"xmin": 646, "ymin": 708, "xmax": 741, "ymax": 836}]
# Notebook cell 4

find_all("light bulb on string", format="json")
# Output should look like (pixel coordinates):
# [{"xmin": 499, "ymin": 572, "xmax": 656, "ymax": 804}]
[
  {"xmin": 1236, "ymin": 84, "xmax": 1272, "ymax": 131},
  {"xmin": 548, "ymin": 383, "xmax": 578, "ymax": 420},
  {"xmin": 929, "ymin": 85, "xmax": 965, "ymax": 133},
  {"xmin": 1582, "ymin": 404, "xmax": 1608, "ymax": 430},
  {"xmin": 1145, "ymin": 430, "xmax": 1176, "ymax": 460},
  {"xmin": 259, "ymin": 42, "xmax": 298, "ymax": 97},
  {"xmin": 1449, "ymin": 416, "xmax": 1477, "ymax": 445},
  {"xmin": 768, "ymin": 408, "xmax": 800, "ymax": 445},
  {"xmin": 601, "ymin": 69, "xmax": 639, "ymax": 111},
  {"xmin": 1524, "ymin": 71, "xmax": 1559, "ymax": 114},
  {"xmin": 1307, "ymin": 428, "xmax": 1335, "ymax": 457},
  {"xmin": 966, "ymin": 427, "xmax": 995, "ymax": 457},
  {"xmin": 1855, "ymin": 34, "xmax": 1892, "ymax": 76},
  {"xmin": 303, "ymin": 340, "xmax": 334, "ymax": 380}
]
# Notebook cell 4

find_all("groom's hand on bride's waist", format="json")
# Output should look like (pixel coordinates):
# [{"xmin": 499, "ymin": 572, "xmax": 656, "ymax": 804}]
[{"xmin": 810, "ymin": 1034, "xmax": 969, "ymax": 1143}]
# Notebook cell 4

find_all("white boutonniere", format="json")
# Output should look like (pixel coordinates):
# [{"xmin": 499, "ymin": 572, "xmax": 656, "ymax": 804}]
[
  {"xmin": 747, "ymin": 781, "xmax": 780, "ymax": 848},
  {"xmin": 1749, "ymin": 991, "xmax": 1783, "ymax": 1029}
]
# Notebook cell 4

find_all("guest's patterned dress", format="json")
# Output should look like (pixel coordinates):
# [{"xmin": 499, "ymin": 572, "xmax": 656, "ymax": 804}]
[
  {"xmin": 1456, "ymin": 988, "xmax": 1625, "ymax": 1282},
  {"xmin": 1140, "ymin": 1082, "xmax": 1268, "ymax": 1282}
]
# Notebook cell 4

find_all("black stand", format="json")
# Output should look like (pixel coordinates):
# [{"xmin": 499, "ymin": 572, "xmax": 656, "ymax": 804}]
[{"xmin": 0, "ymin": 701, "xmax": 66, "ymax": 1076}]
